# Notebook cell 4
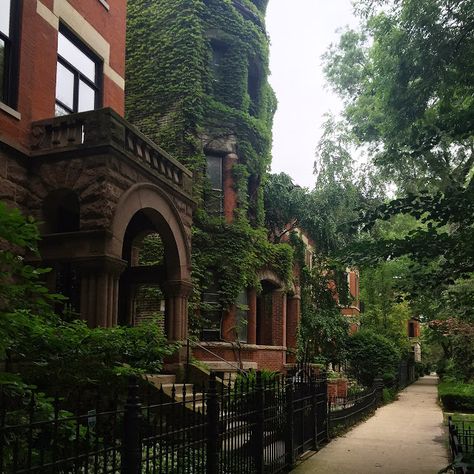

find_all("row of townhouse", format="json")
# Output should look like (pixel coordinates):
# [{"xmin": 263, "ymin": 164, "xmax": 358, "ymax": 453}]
[{"xmin": 0, "ymin": 0, "xmax": 360, "ymax": 374}]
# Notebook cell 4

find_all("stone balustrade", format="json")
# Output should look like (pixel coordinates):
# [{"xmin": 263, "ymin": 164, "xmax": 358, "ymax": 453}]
[{"xmin": 30, "ymin": 107, "xmax": 193, "ymax": 197}]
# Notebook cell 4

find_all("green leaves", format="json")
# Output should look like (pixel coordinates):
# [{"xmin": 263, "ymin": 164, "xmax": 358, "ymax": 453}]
[
  {"xmin": 346, "ymin": 329, "xmax": 401, "ymax": 386},
  {"xmin": 0, "ymin": 202, "xmax": 39, "ymax": 251}
]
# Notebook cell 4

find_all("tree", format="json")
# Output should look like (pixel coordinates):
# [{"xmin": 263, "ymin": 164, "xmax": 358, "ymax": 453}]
[
  {"xmin": 324, "ymin": 0, "xmax": 474, "ymax": 295},
  {"xmin": 346, "ymin": 329, "xmax": 401, "ymax": 386}
]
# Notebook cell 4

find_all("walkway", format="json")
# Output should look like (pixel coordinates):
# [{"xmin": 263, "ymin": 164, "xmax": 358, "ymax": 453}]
[{"xmin": 292, "ymin": 375, "xmax": 449, "ymax": 474}]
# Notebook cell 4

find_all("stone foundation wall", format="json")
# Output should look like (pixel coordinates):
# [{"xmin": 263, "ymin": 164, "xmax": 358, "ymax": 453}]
[{"xmin": 192, "ymin": 343, "xmax": 287, "ymax": 373}]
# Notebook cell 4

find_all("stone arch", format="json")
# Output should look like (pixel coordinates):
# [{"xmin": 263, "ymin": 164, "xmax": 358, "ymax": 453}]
[
  {"xmin": 255, "ymin": 269, "xmax": 288, "ymax": 347},
  {"xmin": 256, "ymin": 268, "xmax": 284, "ymax": 289},
  {"xmin": 109, "ymin": 183, "xmax": 191, "ymax": 281},
  {"xmin": 110, "ymin": 183, "xmax": 192, "ymax": 340}
]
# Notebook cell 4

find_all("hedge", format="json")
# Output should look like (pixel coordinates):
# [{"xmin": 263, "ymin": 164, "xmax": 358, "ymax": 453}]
[{"xmin": 439, "ymin": 381, "xmax": 474, "ymax": 412}]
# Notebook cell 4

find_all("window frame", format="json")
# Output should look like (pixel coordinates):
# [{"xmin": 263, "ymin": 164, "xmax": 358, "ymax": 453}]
[
  {"xmin": 0, "ymin": 0, "xmax": 21, "ymax": 108},
  {"xmin": 205, "ymin": 155, "xmax": 224, "ymax": 216},
  {"xmin": 55, "ymin": 23, "xmax": 102, "ymax": 115}
]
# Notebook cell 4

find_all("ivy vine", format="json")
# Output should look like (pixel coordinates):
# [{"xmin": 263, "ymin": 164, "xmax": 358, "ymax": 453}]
[{"xmin": 126, "ymin": 0, "xmax": 291, "ymax": 317}]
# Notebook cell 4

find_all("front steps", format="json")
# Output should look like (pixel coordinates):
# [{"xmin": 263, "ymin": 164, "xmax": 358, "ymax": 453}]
[{"xmin": 145, "ymin": 374, "xmax": 206, "ymax": 412}]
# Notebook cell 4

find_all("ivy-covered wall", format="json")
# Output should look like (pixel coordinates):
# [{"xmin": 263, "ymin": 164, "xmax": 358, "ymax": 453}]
[{"xmin": 126, "ymin": 0, "xmax": 292, "ymax": 318}]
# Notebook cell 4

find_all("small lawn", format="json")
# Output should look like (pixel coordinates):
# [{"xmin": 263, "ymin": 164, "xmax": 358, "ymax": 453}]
[{"xmin": 444, "ymin": 412, "xmax": 474, "ymax": 431}]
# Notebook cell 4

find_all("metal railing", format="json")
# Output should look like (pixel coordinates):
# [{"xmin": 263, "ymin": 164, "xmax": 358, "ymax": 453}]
[
  {"xmin": 448, "ymin": 417, "xmax": 474, "ymax": 474},
  {"xmin": 0, "ymin": 365, "xmax": 329, "ymax": 474},
  {"xmin": 328, "ymin": 379, "xmax": 383, "ymax": 436},
  {"xmin": 186, "ymin": 338, "xmax": 246, "ymax": 375}
]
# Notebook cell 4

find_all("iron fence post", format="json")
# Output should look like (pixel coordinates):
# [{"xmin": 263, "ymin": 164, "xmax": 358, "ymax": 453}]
[
  {"xmin": 285, "ymin": 378, "xmax": 295, "ymax": 470},
  {"xmin": 374, "ymin": 378, "xmax": 384, "ymax": 407},
  {"xmin": 311, "ymin": 378, "xmax": 318, "ymax": 450},
  {"xmin": 121, "ymin": 376, "xmax": 142, "ymax": 474},
  {"xmin": 321, "ymin": 371, "xmax": 329, "ymax": 442},
  {"xmin": 185, "ymin": 338, "xmax": 190, "ymax": 383},
  {"xmin": 254, "ymin": 371, "xmax": 265, "ymax": 473},
  {"xmin": 206, "ymin": 373, "xmax": 220, "ymax": 474}
]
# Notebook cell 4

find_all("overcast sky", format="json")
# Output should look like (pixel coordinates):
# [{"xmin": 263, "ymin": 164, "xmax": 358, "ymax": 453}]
[{"xmin": 266, "ymin": 0, "xmax": 359, "ymax": 189}]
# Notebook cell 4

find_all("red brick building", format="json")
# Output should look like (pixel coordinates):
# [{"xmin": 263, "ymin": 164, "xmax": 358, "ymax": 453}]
[{"xmin": 0, "ymin": 0, "xmax": 194, "ymax": 346}]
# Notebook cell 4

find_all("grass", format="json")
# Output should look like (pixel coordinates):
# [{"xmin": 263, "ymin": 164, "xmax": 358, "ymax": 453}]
[{"xmin": 444, "ymin": 412, "xmax": 474, "ymax": 430}]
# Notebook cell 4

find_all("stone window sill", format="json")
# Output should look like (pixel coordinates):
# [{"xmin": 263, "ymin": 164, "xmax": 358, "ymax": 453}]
[
  {"xmin": 98, "ymin": 0, "xmax": 110, "ymax": 11},
  {"xmin": 0, "ymin": 101, "xmax": 21, "ymax": 120}
]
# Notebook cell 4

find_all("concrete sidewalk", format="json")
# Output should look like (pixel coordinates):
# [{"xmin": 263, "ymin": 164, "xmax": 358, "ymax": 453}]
[{"xmin": 291, "ymin": 375, "xmax": 449, "ymax": 474}]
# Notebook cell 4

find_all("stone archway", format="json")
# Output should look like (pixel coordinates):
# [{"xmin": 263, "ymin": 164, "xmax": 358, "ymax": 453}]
[{"xmin": 108, "ymin": 183, "xmax": 192, "ymax": 341}]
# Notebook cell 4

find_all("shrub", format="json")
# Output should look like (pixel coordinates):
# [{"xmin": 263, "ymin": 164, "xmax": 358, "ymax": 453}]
[
  {"xmin": 0, "ymin": 203, "xmax": 176, "ymax": 399},
  {"xmin": 6, "ymin": 316, "xmax": 176, "ymax": 396},
  {"xmin": 439, "ymin": 381, "xmax": 474, "ymax": 413},
  {"xmin": 346, "ymin": 329, "xmax": 401, "ymax": 387},
  {"xmin": 382, "ymin": 387, "xmax": 397, "ymax": 404}
]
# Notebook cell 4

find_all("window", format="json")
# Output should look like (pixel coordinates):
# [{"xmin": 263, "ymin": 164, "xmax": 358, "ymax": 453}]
[
  {"xmin": 43, "ymin": 189, "xmax": 80, "ymax": 233},
  {"xmin": 247, "ymin": 57, "xmax": 261, "ymax": 116},
  {"xmin": 210, "ymin": 40, "xmax": 227, "ymax": 86},
  {"xmin": 0, "ymin": 0, "xmax": 20, "ymax": 107},
  {"xmin": 201, "ymin": 281, "xmax": 222, "ymax": 341},
  {"xmin": 235, "ymin": 290, "xmax": 248, "ymax": 343},
  {"xmin": 205, "ymin": 155, "xmax": 224, "ymax": 215},
  {"xmin": 55, "ymin": 25, "xmax": 101, "ymax": 116}
]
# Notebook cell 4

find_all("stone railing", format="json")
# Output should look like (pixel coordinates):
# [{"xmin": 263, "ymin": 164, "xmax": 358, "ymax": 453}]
[{"xmin": 30, "ymin": 108, "xmax": 193, "ymax": 197}]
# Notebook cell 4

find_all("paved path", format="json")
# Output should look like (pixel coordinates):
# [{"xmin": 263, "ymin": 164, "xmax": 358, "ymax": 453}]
[{"xmin": 292, "ymin": 375, "xmax": 449, "ymax": 474}]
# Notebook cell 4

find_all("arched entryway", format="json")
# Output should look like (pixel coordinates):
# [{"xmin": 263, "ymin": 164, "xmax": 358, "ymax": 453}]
[{"xmin": 109, "ymin": 184, "xmax": 192, "ymax": 341}]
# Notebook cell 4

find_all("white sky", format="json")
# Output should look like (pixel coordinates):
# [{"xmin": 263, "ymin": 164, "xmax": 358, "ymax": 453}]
[{"xmin": 266, "ymin": 0, "xmax": 359, "ymax": 189}]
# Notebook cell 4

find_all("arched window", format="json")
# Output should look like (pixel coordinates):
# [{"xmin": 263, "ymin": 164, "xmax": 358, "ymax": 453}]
[{"xmin": 43, "ymin": 189, "xmax": 80, "ymax": 233}]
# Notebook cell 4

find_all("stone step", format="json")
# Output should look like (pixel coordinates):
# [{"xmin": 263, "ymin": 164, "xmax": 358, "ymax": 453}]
[
  {"xmin": 145, "ymin": 376, "xmax": 206, "ymax": 414},
  {"xmin": 161, "ymin": 383, "xmax": 202, "ymax": 402},
  {"xmin": 145, "ymin": 374, "xmax": 176, "ymax": 388}
]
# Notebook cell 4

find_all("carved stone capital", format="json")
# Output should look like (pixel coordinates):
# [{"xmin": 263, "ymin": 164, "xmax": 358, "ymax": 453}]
[{"xmin": 163, "ymin": 279, "xmax": 193, "ymax": 298}]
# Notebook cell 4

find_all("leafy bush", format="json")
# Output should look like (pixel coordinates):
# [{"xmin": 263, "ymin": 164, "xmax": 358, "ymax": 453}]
[
  {"xmin": 346, "ymin": 329, "xmax": 401, "ymax": 387},
  {"xmin": 0, "ymin": 202, "xmax": 176, "ymax": 399},
  {"xmin": 382, "ymin": 372, "xmax": 397, "ymax": 388},
  {"xmin": 382, "ymin": 387, "xmax": 397, "ymax": 404},
  {"xmin": 439, "ymin": 381, "xmax": 474, "ymax": 413},
  {"xmin": 7, "ymin": 316, "xmax": 177, "ymax": 395},
  {"xmin": 235, "ymin": 368, "xmax": 277, "ymax": 386}
]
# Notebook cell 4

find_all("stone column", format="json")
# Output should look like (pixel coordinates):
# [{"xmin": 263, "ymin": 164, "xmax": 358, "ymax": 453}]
[
  {"xmin": 78, "ymin": 257, "xmax": 126, "ymax": 328},
  {"xmin": 163, "ymin": 280, "xmax": 193, "ymax": 341},
  {"xmin": 286, "ymin": 294, "xmax": 301, "ymax": 363},
  {"xmin": 247, "ymin": 288, "xmax": 257, "ymax": 344},
  {"xmin": 221, "ymin": 306, "xmax": 236, "ymax": 342}
]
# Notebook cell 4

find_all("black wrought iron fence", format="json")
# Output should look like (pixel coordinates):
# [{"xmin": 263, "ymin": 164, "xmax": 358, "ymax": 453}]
[
  {"xmin": 448, "ymin": 417, "xmax": 474, "ymax": 474},
  {"xmin": 0, "ymin": 365, "xmax": 329, "ymax": 474},
  {"xmin": 328, "ymin": 379, "xmax": 383, "ymax": 437}
]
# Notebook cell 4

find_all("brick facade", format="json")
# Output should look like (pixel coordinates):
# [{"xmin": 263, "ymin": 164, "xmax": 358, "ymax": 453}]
[
  {"xmin": 0, "ymin": 0, "xmax": 126, "ymax": 148},
  {"xmin": 0, "ymin": 1, "xmax": 194, "ymax": 354}
]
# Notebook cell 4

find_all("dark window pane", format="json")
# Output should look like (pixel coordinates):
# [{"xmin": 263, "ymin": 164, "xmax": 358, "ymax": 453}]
[
  {"xmin": 0, "ymin": 39, "xmax": 5, "ymax": 99},
  {"xmin": 78, "ymin": 79, "xmax": 95, "ymax": 112},
  {"xmin": 0, "ymin": 0, "xmax": 11, "ymax": 37},
  {"xmin": 206, "ymin": 155, "xmax": 222, "ymax": 190},
  {"xmin": 58, "ymin": 31, "xmax": 96, "ymax": 82},
  {"xmin": 56, "ymin": 62, "xmax": 74, "ymax": 109}
]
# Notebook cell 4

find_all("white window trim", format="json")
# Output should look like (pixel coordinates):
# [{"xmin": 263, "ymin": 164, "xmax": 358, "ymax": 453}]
[
  {"xmin": 36, "ymin": 0, "xmax": 124, "ymax": 90},
  {"xmin": 0, "ymin": 101, "xmax": 21, "ymax": 120}
]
